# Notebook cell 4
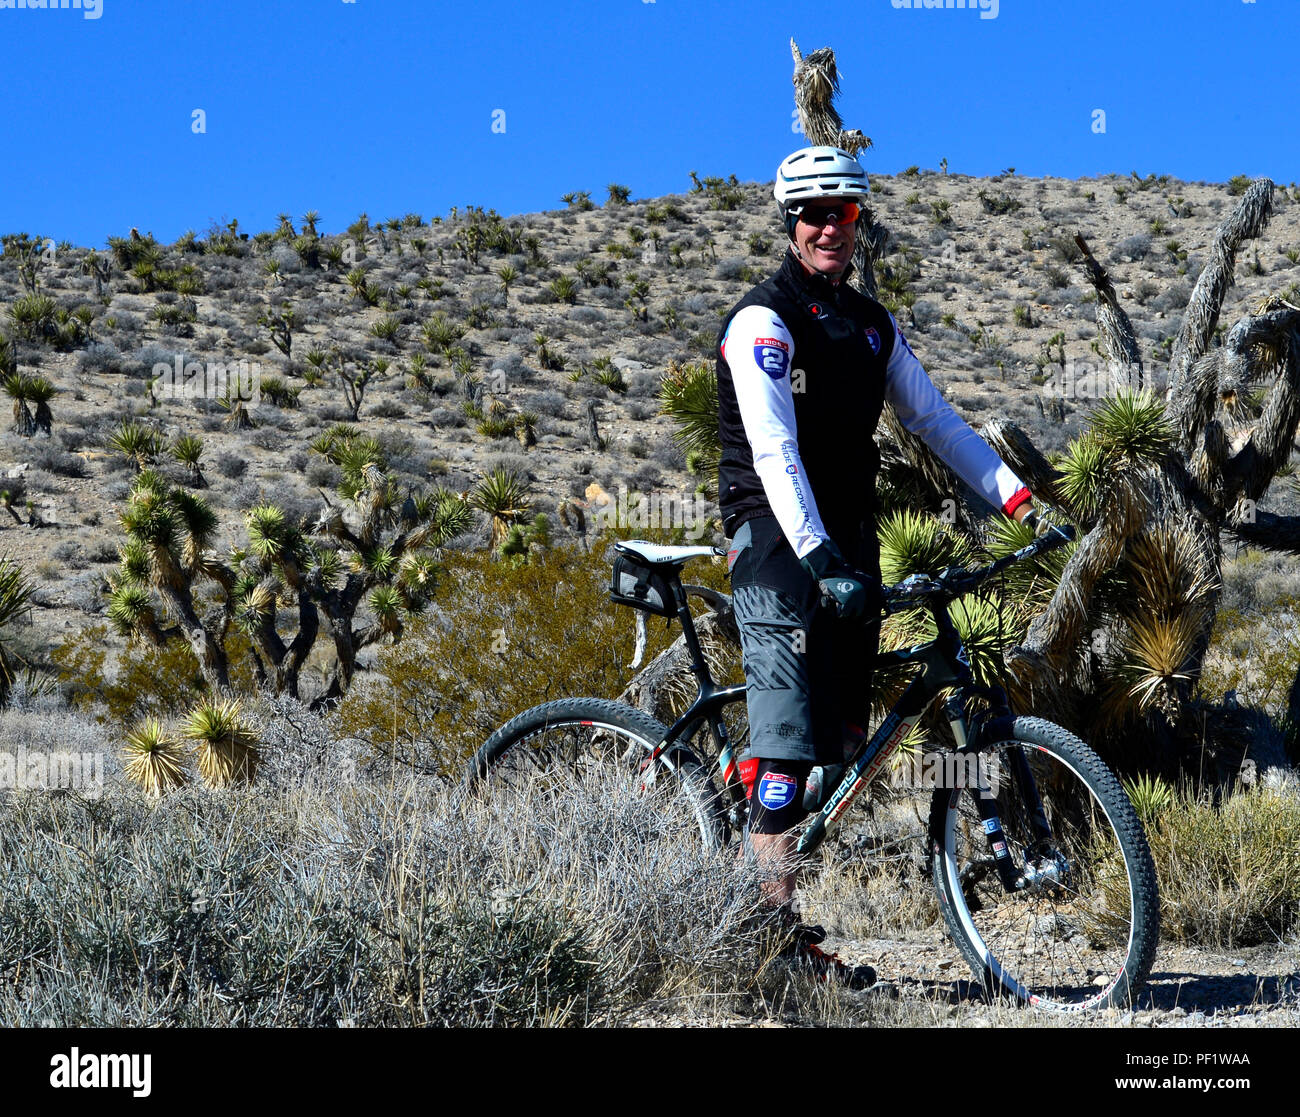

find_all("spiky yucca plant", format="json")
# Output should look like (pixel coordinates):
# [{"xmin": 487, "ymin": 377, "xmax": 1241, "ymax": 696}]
[
  {"xmin": 0, "ymin": 557, "xmax": 33, "ymax": 707},
  {"xmin": 109, "ymin": 419, "xmax": 165, "ymax": 471},
  {"xmin": 1057, "ymin": 434, "xmax": 1110, "ymax": 520},
  {"xmin": 1089, "ymin": 390, "xmax": 1174, "ymax": 464},
  {"xmin": 3, "ymin": 372, "xmax": 36, "ymax": 436},
  {"xmin": 123, "ymin": 719, "xmax": 189, "ymax": 795},
  {"xmin": 515, "ymin": 410, "xmax": 539, "ymax": 448},
  {"xmin": 185, "ymin": 699, "xmax": 260, "ymax": 787},
  {"xmin": 876, "ymin": 508, "xmax": 975, "ymax": 586},
  {"xmin": 168, "ymin": 433, "xmax": 205, "ymax": 486},
  {"xmin": 659, "ymin": 360, "xmax": 720, "ymax": 497},
  {"xmin": 27, "ymin": 375, "xmax": 54, "ymax": 434},
  {"xmin": 471, "ymin": 468, "xmax": 532, "ymax": 548}
]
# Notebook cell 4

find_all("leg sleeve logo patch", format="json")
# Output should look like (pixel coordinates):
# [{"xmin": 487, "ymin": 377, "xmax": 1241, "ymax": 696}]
[
  {"xmin": 754, "ymin": 337, "xmax": 790, "ymax": 380},
  {"xmin": 757, "ymin": 771, "xmax": 798, "ymax": 809}
]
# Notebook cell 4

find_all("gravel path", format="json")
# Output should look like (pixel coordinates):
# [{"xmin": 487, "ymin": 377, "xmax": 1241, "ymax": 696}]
[{"xmin": 829, "ymin": 931, "xmax": 1300, "ymax": 1026}]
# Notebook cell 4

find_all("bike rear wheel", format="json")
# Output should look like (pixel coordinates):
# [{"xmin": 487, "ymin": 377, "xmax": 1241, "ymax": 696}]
[
  {"xmin": 929, "ymin": 717, "xmax": 1159, "ymax": 1011},
  {"xmin": 466, "ymin": 698, "xmax": 727, "ymax": 850}
]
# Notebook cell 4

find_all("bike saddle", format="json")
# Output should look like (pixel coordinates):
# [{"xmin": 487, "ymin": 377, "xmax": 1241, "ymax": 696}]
[{"xmin": 613, "ymin": 539, "xmax": 722, "ymax": 566}]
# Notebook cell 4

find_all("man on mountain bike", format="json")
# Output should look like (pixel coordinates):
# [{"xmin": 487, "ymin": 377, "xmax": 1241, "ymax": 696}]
[{"xmin": 717, "ymin": 145, "xmax": 1036, "ymax": 987}]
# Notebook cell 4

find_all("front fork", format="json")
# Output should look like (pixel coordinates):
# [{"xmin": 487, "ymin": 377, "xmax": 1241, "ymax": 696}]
[{"xmin": 950, "ymin": 693, "xmax": 1055, "ymax": 894}]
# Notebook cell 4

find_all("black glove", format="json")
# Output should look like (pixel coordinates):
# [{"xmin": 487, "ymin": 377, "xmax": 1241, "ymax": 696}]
[{"xmin": 800, "ymin": 541, "xmax": 883, "ymax": 620}]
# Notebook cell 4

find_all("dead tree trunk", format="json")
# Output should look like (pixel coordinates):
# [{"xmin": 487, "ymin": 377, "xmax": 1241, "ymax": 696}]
[{"xmin": 1001, "ymin": 180, "xmax": 1299, "ymax": 777}]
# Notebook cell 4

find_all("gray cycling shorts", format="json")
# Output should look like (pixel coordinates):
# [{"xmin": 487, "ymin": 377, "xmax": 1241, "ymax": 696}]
[{"xmin": 728, "ymin": 516, "xmax": 879, "ymax": 765}]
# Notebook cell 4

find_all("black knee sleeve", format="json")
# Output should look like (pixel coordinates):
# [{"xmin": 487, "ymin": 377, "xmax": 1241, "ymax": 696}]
[{"xmin": 748, "ymin": 757, "xmax": 812, "ymax": 835}]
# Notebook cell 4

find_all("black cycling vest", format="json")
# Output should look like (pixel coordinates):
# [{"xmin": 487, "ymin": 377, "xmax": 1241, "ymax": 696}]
[{"xmin": 715, "ymin": 251, "xmax": 896, "ymax": 549}]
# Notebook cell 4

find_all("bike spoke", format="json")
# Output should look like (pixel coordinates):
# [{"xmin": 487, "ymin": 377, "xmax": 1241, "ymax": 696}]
[{"xmin": 936, "ymin": 733, "xmax": 1149, "ymax": 1010}]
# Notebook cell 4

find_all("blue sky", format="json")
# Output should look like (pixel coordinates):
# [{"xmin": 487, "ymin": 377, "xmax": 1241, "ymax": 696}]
[{"xmin": 2, "ymin": 0, "xmax": 1294, "ymax": 247}]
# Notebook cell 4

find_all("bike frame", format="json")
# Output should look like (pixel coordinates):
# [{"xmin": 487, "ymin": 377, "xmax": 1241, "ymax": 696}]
[{"xmin": 642, "ymin": 571, "xmax": 1053, "ymax": 892}]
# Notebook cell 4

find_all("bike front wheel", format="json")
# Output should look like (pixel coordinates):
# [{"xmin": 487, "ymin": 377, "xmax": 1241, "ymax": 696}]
[
  {"xmin": 465, "ymin": 698, "xmax": 728, "ymax": 850},
  {"xmin": 929, "ymin": 717, "xmax": 1160, "ymax": 1012}
]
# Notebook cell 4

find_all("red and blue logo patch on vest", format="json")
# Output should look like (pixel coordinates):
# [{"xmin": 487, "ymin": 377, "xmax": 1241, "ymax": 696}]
[
  {"xmin": 754, "ymin": 337, "xmax": 790, "ymax": 380},
  {"xmin": 757, "ymin": 771, "xmax": 798, "ymax": 810},
  {"xmin": 864, "ymin": 326, "xmax": 882, "ymax": 355}
]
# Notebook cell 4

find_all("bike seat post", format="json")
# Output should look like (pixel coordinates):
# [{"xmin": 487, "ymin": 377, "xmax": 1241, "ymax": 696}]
[{"xmin": 670, "ymin": 577, "xmax": 715, "ymax": 687}]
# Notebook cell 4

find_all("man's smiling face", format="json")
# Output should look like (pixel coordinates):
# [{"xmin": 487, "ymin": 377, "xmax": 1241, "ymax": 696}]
[{"xmin": 791, "ymin": 199, "xmax": 857, "ymax": 280}]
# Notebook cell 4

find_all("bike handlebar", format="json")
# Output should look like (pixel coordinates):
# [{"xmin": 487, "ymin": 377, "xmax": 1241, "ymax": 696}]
[{"xmin": 880, "ymin": 521, "xmax": 1076, "ymax": 616}]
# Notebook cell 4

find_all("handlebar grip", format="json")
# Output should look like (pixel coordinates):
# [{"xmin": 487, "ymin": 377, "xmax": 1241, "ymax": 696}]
[{"xmin": 1039, "ymin": 521, "xmax": 1076, "ymax": 545}]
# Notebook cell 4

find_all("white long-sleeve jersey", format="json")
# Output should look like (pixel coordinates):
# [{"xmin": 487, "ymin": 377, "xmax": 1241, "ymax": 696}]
[{"xmin": 720, "ymin": 302, "xmax": 1030, "ymax": 559}]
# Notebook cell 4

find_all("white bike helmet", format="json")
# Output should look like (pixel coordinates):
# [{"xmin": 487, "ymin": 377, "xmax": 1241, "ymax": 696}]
[{"xmin": 774, "ymin": 146, "xmax": 869, "ymax": 209}]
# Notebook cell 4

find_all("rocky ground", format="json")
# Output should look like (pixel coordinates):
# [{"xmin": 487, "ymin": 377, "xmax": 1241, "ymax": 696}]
[{"xmin": 838, "ymin": 934, "xmax": 1300, "ymax": 1027}]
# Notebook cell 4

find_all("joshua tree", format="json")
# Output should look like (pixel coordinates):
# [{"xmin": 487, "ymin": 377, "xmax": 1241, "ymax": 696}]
[
  {"xmin": 25, "ymin": 375, "xmax": 53, "ymax": 436},
  {"xmin": 4, "ymin": 373, "xmax": 54, "ymax": 437},
  {"xmin": 497, "ymin": 263, "xmax": 518, "ymax": 304},
  {"xmin": 106, "ymin": 435, "xmax": 473, "ymax": 707},
  {"xmin": 258, "ymin": 301, "xmax": 295, "ymax": 360},
  {"xmin": 514, "ymin": 409, "xmax": 539, "ymax": 449},
  {"xmin": 303, "ymin": 427, "xmax": 473, "ymax": 702},
  {"xmin": 80, "ymin": 250, "xmax": 110, "ymax": 298},
  {"xmin": 470, "ymin": 467, "xmax": 532, "ymax": 549},
  {"xmin": 331, "ymin": 348, "xmax": 387, "ymax": 421},
  {"xmin": 1, "ymin": 233, "xmax": 50, "ymax": 295},
  {"xmin": 983, "ymin": 181, "xmax": 1300, "ymax": 775},
  {"xmin": 168, "ymin": 433, "xmax": 206, "ymax": 487},
  {"xmin": 5, "ymin": 374, "xmax": 35, "ymax": 436}
]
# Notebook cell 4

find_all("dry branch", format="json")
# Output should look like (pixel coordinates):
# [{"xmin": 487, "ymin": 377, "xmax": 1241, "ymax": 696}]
[
  {"xmin": 1073, "ymin": 232, "xmax": 1143, "ymax": 392},
  {"xmin": 1168, "ymin": 179, "xmax": 1274, "ymax": 396}
]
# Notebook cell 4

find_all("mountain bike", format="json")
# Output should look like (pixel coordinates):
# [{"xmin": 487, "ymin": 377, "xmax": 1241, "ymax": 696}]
[{"xmin": 465, "ymin": 525, "xmax": 1160, "ymax": 1012}]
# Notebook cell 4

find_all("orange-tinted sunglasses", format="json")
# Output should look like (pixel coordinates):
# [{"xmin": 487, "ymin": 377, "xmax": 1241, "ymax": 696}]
[{"xmin": 792, "ymin": 201, "xmax": 860, "ymax": 227}]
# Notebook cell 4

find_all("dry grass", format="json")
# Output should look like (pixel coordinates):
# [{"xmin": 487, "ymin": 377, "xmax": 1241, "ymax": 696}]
[
  {"xmin": 4, "ymin": 690, "xmax": 1299, "ymax": 1025},
  {"xmin": 1135, "ymin": 781, "xmax": 1300, "ymax": 949},
  {"xmin": 0, "ymin": 708, "xmax": 781, "ymax": 1026}
]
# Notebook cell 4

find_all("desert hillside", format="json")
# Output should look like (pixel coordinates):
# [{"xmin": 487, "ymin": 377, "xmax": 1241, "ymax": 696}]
[{"xmin": 3, "ymin": 169, "xmax": 1300, "ymax": 689}]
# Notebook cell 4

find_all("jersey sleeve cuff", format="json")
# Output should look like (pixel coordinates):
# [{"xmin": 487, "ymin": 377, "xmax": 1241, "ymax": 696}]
[{"xmin": 1002, "ymin": 487, "xmax": 1033, "ymax": 518}]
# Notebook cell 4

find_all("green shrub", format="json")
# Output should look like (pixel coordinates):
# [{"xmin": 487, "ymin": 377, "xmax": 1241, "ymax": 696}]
[
  {"xmin": 337, "ymin": 535, "xmax": 727, "ymax": 773},
  {"xmin": 1102, "ymin": 784, "xmax": 1300, "ymax": 948},
  {"xmin": 52, "ymin": 623, "xmax": 260, "ymax": 727}
]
